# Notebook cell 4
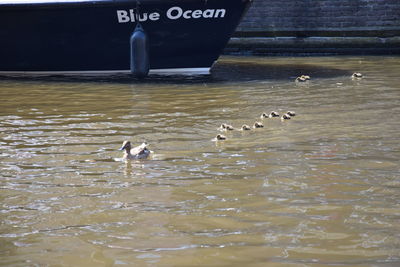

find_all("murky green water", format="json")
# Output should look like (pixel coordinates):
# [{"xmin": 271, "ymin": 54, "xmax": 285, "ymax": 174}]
[{"xmin": 1, "ymin": 56, "xmax": 400, "ymax": 266}]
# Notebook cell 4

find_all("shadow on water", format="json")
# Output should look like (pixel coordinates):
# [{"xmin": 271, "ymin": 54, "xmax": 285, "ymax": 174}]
[{"xmin": 0, "ymin": 60, "xmax": 351, "ymax": 84}]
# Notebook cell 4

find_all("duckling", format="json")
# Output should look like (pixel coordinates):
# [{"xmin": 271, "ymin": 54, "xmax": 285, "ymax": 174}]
[
  {"xmin": 281, "ymin": 114, "xmax": 291, "ymax": 120},
  {"xmin": 215, "ymin": 134, "xmax": 227, "ymax": 141},
  {"xmin": 352, "ymin": 72, "xmax": 363, "ymax": 79},
  {"xmin": 253, "ymin": 122, "xmax": 264, "ymax": 128},
  {"xmin": 286, "ymin": 111, "xmax": 296, "ymax": 117},
  {"xmin": 261, "ymin": 111, "xmax": 279, "ymax": 119},
  {"xmin": 269, "ymin": 111, "xmax": 280, "ymax": 118},
  {"xmin": 219, "ymin": 123, "xmax": 234, "ymax": 131},
  {"xmin": 241, "ymin": 124, "xmax": 251, "ymax": 131},
  {"xmin": 295, "ymin": 76, "xmax": 307, "ymax": 82},
  {"xmin": 120, "ymin": 141, "xmax": 151, "ymax": 160}
]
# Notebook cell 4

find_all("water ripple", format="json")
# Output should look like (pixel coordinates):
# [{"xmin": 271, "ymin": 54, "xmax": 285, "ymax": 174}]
[{"xmin": 1, "ymin": 56, "xmax": 400, "ymax": 266}]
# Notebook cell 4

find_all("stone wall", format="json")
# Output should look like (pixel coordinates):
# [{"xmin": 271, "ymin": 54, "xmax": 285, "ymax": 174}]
[{"xmin": 226, "ymin": 0, "xmax": 400, "ymax": 55}]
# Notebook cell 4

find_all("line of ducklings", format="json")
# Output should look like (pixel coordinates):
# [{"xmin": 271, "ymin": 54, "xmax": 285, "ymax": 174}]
[
  {"xmin": 120, "ymin": 73, "xmax": 362, "ymax": 156},
  {"xmin": 215, "ymin": 110, "xmax": 296, "ymax": 141},
  {"xmin": 295, "ymin": 73, "xmax": 363, "ymax": 83}
]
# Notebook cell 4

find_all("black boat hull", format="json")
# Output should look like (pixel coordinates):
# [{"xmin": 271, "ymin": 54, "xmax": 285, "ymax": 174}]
[{"xmin": 0, "ymin": 0, "xmax": 251, "ymax": 75}]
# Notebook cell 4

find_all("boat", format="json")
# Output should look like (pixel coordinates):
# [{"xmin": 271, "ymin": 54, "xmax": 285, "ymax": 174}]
[{"xmin": 0, "ymin": 0, "xmax": 252, "ymax": 76}]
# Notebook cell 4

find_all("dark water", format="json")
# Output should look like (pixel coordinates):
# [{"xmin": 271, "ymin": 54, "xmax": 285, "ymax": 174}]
[{"xmin": 1, "ymin": 56, "xmax": 400, "ymax": 266}]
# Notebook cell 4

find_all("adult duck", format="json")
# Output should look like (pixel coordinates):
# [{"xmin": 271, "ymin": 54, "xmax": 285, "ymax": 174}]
[{"xmin": 120, "ymin": 141, "xmax": 151, "ymax": 160}]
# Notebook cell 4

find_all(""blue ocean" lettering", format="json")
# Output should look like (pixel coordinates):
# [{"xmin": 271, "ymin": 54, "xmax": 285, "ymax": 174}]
[{"xmin": 117, "ymin": 6, "xmax": 226, "ymax": 23}]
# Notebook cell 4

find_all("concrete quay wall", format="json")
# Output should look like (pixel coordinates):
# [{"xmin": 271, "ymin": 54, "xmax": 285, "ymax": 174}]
[{"xmin": 227, "ymin": 0, "xmax": 400, "ymax": 55}]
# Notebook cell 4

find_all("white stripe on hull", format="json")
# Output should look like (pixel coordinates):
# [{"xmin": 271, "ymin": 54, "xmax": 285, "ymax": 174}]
[{"xmin": 0, "ymin": 67, "xmax": 211, "ymax": 76}]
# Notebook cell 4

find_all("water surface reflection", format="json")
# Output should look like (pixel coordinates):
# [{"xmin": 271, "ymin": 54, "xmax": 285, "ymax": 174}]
[{"xmin": 1, "ymin": 56, "xmax": 351, "ymax": 84}]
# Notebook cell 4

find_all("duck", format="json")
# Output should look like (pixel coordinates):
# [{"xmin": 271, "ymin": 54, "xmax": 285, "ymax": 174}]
[
  {"xmin": 219, "ymin": 123, "xmax": 234, "ymax": 131},
  {"xmin": 241, "ymin": 124, "xmax": 251, "ymax": 131},
  {"xmin": 295, "ymin": 75, "xmax": 311, "ymax": 82},
  {"xmin": 281, "ymin": 114, "xmax": 291, "ymax": 120},
  {"xmin": 215, "ymin": 134, "xmax": 227, "ymax": 141},
  {"xmin": 253, "ymin": 122, "xmax": 264, "ymax": 128},
  {"xmin": 286, "ymin": 111, "xmax": 296, "ymax": 117},
  {"xmin": 295, "ymin": 76, "xmax": 307, "ymax": 82},
  {"xmin": 119, "ymin": 141, "xmax": 151, "ymax": 160},
  {"xmin": 352, "ymin": 72, "xmax": 363, "ymax": 79},
  {"xmin": 261, "ymin": 111, "xmax": 279, "ymax": 119},
  {"xmin": 269, "ymin": 111, "xmax": 280, "ymax": 118}
]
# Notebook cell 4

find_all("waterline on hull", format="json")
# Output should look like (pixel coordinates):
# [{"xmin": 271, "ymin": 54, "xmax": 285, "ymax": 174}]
[{"xmin": 0, "ymin": 67, "xmax": 211, "ymax": 77}]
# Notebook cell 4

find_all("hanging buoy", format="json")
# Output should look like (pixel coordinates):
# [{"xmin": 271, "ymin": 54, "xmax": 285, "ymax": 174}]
[{"xmin": 130, "ymin": 23, "xmax": 149, "ymax": 78}]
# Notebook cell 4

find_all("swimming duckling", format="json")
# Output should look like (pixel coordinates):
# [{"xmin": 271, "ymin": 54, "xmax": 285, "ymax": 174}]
[
  {"xmin": 215, "ymin": 134, "xmax": 227, "ymax": 141},
  {"xmin": 120, "ymin": 141, "xmax": 151, "ymax": 160},
  {"xmin": 269, "ymin": 111, "xmax": 280, "ymax": 118},
  {"xmin": 286, "ymin": 111, "xmax": 296, "ymax": 117},
  {"xmin": 281, "ymin": 114, "xmax": 291, "ymax": 120},
  {"xmin": 220, "ymin": 123, "xmax": 234, "ymax": 131},
  {"xmin": 352, "ymin": 72, "xmax": 363, "ymax": 79},
  {"xmin": 241, "ymin": 124, "xmax": 251, "ymax": 131},
  {"xmin": 253, "ymin": 122, "xmax": 264, "ymax": 128},
  {"xmin": 261, "ymin": 111, "xmax": 279, "ymax": 119},
  {"xmin": 295, "ymin": 76, "xmax": 308, "ymax": 82}
]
